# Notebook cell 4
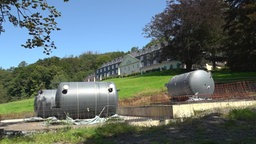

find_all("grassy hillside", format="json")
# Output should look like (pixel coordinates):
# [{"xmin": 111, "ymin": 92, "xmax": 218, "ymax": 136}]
[
  {"xmin": 104, "ymin": 70, "xmax": 175, "ymax": 99},
  {"xmin": 106, "ymin": 70, "xmax": 256, "ymax": 99},
  {"xmin": 0, "ymin": 98, "xmax": 34, "ymax": 114},
  {"xmin": 212, "ymin": 71, "xmax": 256, "ymax": 83},
  {"xmin": 0, "ymin": 70, "xmax": 256, "ymax": 115}
]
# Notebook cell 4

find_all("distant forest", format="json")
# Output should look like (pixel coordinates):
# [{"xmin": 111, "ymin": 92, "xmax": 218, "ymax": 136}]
[{"xmin": 0, "ymin": 51, "xmax": 125, "ymax": 103}]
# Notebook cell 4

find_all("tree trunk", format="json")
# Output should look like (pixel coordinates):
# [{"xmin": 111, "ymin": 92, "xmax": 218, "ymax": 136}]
[
  {"xmin": 185, "ymin": 61, "xmax": 193, "ymax": 71},
  {"xmin": 212, "ymin": 59, "xmax": 216, "ymax": 71}
]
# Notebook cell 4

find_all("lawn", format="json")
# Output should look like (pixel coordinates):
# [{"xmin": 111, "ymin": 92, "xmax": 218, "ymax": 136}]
[
  {"xmin": 1, "ymin": 70, "xmax": 256, "ymax": 143},
  {"xmin": 107, "ymin": 70, "xmax": 256, "ymax": 99},
  {"xmin": 0, "ymin": 70, "xmax": 256, "ymax": 115},
  {"xmin": 212, "ymin": 71, "xmax": 256, "ymax": 83},
  {"xmin": 0, "ymin": 98, "xmax": 34, "ymax": 115},
  {"xmin": 2, "ymin": 108, "xmax": 256, "ymax": 143},
  {"xmin": 104, "ymin": 71, "xmax": 173, "ymax": 99}
]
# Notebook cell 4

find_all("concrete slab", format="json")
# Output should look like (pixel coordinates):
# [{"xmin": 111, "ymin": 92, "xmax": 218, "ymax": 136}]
[
  {"xmin": 118, "ymin": 99, "xmax": 256, "ymax": 119},
  {"xmin": 172, "ymin": 99, "xmax": 256, "ymax": 118}
]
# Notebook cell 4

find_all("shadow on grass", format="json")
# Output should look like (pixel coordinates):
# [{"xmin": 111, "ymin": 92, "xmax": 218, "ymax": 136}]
[{"xmin": 84, "ymin": 108, "xmax": 256, "ymax": 144}]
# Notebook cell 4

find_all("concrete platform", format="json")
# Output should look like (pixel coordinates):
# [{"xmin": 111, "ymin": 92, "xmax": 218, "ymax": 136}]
[
  {"xmin": 172, "ymin": 99, "xmax": 256, "ymax": 118},
  {"xmin": 117, "ymin": 99, "xmax": 256, "ymax": 119}
]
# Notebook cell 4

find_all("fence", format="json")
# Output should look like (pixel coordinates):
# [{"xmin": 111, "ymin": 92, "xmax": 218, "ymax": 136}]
[
  {"xmin": 118, "ymin": 81, "xmax": 256, "ymax": 121},
  {"xmin": 212, "ymin": 81, "xmax": 256, "ymax": 99}
]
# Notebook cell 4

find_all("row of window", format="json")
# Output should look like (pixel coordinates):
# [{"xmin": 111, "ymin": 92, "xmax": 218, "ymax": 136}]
[
  {"xmin": 97, "ymin": 51, "xmax": 161, "ymax": 73},
  {"xmin": 97, "ymin": 68, "xmax": 118, "ymax": 74},
  {"xmin": 96, "ymin": 59, "xmax": 159, "ymax": 76},
  {"xmin": 96, "ymin": 70, "xmax": 118, "ymax": 79},
  {"xmin": 120, "ymin": 63, "xmax": 140, "ymax": 72},
  {"xmin": 97, "ymin": 63, "xmax": 119, "ymax": 73},
  {"xmin": 96, "ymin": 49, "xmax": 162, "ymax": 79}
]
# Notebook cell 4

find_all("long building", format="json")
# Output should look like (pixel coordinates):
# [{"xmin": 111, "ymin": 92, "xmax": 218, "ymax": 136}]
[
  {"xmin": 95, "ymin": 57, "xmax": 123, "ymax": 81},
  {"xmin": 95, "ymin": 43, "xmax": 182, "ymax": 81}
]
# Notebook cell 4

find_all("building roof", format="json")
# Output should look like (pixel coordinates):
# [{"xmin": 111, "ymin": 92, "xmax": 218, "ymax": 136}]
[{"xmin": 99, "ymin": 42, "xmax": 167, "ymax": 68}]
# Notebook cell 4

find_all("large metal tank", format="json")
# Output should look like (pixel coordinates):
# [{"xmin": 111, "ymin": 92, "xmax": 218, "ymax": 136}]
[
  {"xmin": 166, "ymin": 70, "xmax": 215, "ymax": 98},
  {"xmin": 55, "ymin": 82, "xmax": 118, "ymax": 119},
  {"xmin": 34, "ymin": 89, "xmax": 63, "ymax": 118}
]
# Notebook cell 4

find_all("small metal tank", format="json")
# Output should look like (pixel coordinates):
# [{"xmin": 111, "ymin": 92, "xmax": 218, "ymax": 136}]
[
  {"xmin": 55, "ymin": 82, "xmax": 118, "ymax": 119},
  {"xmin": 34, "ymin": 89, "xmax": 62, "ymax": 118},
  {"xmin": 166, "ymin": 70, "xmax": 215, "ymax": 98}
]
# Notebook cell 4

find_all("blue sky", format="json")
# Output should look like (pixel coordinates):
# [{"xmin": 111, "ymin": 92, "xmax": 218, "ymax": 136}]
[{"xmin": 0, "ymin": 0, "xmax": 166, "ymax": 69}]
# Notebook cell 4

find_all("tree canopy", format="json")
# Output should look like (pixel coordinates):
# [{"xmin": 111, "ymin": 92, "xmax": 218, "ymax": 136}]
[
  {"xmin": 144, "ymin": 0, "xmax": 227, "ymax": 70},
  {"xmin": 0, "ymin": 0, "xmax": 68, "ymax": 54},
  {"xmin": 224, "ymin": 0, "xmax": 256, "ymax": 71},
  {"xmin": 144, "ymin": 0, "xmax": 255, "ymax": 71},
  {"xmin": 0, "ymin": 51, "xmax": 125, "ymax": 103}
]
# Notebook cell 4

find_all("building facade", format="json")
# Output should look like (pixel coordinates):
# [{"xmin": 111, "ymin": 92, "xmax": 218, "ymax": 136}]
[
  {"xmin": 95, "ymin": 57, "xmax": 122, "ymax": 80},
  {"xmin": 95, "ymin": 42, "xmax": 182, "ymax": 80},
  {"xmin": 119, "ymin": 54, "xmax": 141, "ymax": 76}
]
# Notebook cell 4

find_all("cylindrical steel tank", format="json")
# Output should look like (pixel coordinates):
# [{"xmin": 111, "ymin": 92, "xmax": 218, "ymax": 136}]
[
  {"xmin": 55, "ymin": 82, "xmax": 118, "ymax": 119},
  {"xmin": 166, "ymin": 70, "xmax": 215, "ymax": 97},
  {"xmin": 34, "ymin": 89, "xmax": 62, "ymax": 118}
]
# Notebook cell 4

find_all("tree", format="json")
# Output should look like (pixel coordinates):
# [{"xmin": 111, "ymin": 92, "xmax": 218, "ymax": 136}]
[
  {"xmin": 130, "ymin": 47, "xmax": 139, "ymax": 53},
  {"xmin": 7, "ymin": 64, "xmax": 68, "ymax": 100},
  {"xmin": 224, "ymin": 0, "xmax": 256, "ymax": 71},
  {"xmin": 0, "ymin": 69, "xmax": 11, "ymax": 103},
  {"xmin": 0, "ymin": 0, "xmax": 68, "ymax": 54},
  {"xmin": 1, "ymin": 51, "xmax": 125, "ymax": 102},
  {"xmin": 18, "ymin": 61, "xmax": 28, "ymax": 67},
  {"xmin": 144, "ymin": 0, "xmax": 227, "ymax": 70}
]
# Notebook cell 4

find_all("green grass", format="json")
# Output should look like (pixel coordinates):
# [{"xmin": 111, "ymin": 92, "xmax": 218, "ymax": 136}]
[
  {"xmin": 2, "ymin": 108, "xmax": 256, "ymax": 143},
  {"xmin": 0, "ymin": 70, "xmax": 256, "ymax": 115},
  {"xmin": 0, "ymin": 98, "xmax": 34, "ymax": 115},
  {"xmin": 212, "ymin": 71, "xmax": 256, "ymax": 83},
  {"xmin": 0, "ymin": 126, "xmax": 97, "ymax": 144},
  {"xmin": 227, "ymin": 108, "xmax": 256, "ymax": 121},
  {"xmin": 1, "ymin": 70, "xmax": 256, "ymax": 143},
  {"xmin": 107, "ymin": 70, "xmax": 256, "ymax": 99},
  {"xmin": 104, "ymin": 71, "xmax": 174, "ymax": 99},
  {"xmin": 0, "ymin": 122, "xmax": 143, "ymax": 144}
]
